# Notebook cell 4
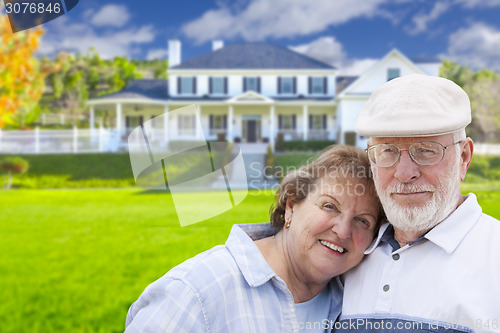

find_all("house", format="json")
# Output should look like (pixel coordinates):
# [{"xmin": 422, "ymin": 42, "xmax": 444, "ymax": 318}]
[
  {"xmin": 86, "ymin": 42, "xmax": 441, "ymax": 151},
  {"xmin": 87, "ymin": 40, "xmax": 338, "ymax": 151}
]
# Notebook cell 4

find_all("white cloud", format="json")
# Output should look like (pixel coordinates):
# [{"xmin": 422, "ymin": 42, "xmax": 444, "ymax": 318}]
[
  {"xmin": 182, "ymin": 0, "xmax": 392, "ymax": 44},
  {"xmin": 290, "ymin": 37, "xmax": 346, "ymax": 67},
  {"xmin": 406, "ymin": 2, "xmax": 450, "ymax": 35},
  {"xmin": 454, "ymin": 0, "xmax": 500, "ymax": 7},
  {"xmin": 90, "ymin": 4, "xmax": 130, "ymax": 28},
  {"xmin": 289, "ymin": 36, "xmax": 377, "ymax": 76},
  {"xmin": 147, "ymin": 49, "xmax": 169, "ymax": 60},
  {"xmin": 446, "ymin": 22, "xmax": 500, "ymax": 70},
  {"xmin": 39, "ymin": 15, "xmax": 155, "ymax": 59}
]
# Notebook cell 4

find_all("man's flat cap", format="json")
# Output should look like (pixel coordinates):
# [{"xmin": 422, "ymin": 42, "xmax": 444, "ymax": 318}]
[{"xmin": 355, "ymin": 74, "xmax": 471, "ymax": 137}]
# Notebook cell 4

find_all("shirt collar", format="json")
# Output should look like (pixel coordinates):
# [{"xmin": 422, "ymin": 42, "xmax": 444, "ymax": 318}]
[
  {"xmin": 365, "ymin": 193, "xmax": 482, "ymax": 255},
  {"xmin": 424, "ymin": 193, "xmax": 482, "ymax": 254},
  {"xmin": 226, "ymin": 223, "xmax": 278, "ymax": 287}
]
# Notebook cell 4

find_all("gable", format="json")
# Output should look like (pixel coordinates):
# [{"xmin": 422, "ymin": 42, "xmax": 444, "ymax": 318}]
[
  {"xmin": 227, "ymin": 91, "xmax": 274, "ymax": 104},
  {"xmin": 340, "ymin": 49, "xmax": 425, "ymax": 97}
]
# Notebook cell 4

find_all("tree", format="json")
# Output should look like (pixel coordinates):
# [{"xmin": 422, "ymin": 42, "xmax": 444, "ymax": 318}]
[
  {"xmin": 0, "ymin": 12, "xmax": 45, "ymax": 127},
  {"xmin": 0, "ymin": 157, "xmax": 29, "ymax": 189},
  {"xmin": 441, "ymin": 60, "xmax": 500, "ymax": 142}
]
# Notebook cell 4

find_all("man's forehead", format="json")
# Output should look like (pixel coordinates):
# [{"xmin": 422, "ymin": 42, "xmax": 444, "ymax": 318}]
[{"xmin": 370, "ymin": 134, "xmax": 454, "ymax": 144}]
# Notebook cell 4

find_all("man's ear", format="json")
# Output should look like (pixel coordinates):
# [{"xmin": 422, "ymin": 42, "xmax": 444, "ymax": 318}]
[{"xmin": 460, "ymin": 138, "xmax": 474, "ymax": 181}]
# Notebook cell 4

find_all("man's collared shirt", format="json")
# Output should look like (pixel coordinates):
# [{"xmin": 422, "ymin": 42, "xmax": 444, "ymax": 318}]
[
  {"xmin": 338, "ymin": 193, "xmax": 500, "ymax": 333},
  {"xmin": 125, "ymin": 224, "xmax": 343, "ymax": 332}
]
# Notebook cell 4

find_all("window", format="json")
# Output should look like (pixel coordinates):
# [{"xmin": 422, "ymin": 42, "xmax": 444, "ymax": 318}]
[
  {"xmin": 209, "ymin": 115, "xmax": 227, "ymax": 133},
  {"xmin": 309, "ymin": 114, "xmax": 327, "ymax": 130},
  {"xmin": 244, "ymin": 77, "xmax": 259, "ymax": 92},
  {"xmin": 210, "ymin": 77, "xmax": 227, "ymax": 95},
  {"xmin": 179, "ymin": 77, "xmax": 196, "ymax": 95},
  {"xmin": 309, "ymin": 77, "xmax": 327, "ymax": 94},
  {"xmin": 178, "ymin": 115, "xmax": 195, "ymax": 135},
  {"xmin": 387, "ymin": 68, "xmax": 400, "ymax": 81},
  {"xmin": 278, "ymin": 115, "xmax": 296, "ymax": 130},
  {"xmin": 281, "ymin": 77, "xmax": 293, "ymax": 94},
  {"xmin": 278, "ymin": 77, "xmax": 296, "ymax": 94}
]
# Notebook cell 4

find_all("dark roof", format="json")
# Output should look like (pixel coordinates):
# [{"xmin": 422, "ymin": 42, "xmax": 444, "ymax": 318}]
[
  {"xmin": 336, "ymin": 76, "xmax": 358, "ymax": 94},
  {"xmin": 410, "ymin": 56, "xmax": 441, "ymax": 63},
  {"xmin": 96, "ymin": 80, "xmax": 168, "ymax": 101},
  {"xmin": 172, "ymin": 42, "xmax": 335, "ymax": 70}
]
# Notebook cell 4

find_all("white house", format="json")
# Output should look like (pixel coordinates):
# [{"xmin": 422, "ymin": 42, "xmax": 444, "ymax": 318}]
[
  {"xmin": 86, "ymin": 42, "xmax": 441, "ymax": 150},
  {"xmin": 87, "ymin": 40, "xmax": 338, "ymax": 151}
]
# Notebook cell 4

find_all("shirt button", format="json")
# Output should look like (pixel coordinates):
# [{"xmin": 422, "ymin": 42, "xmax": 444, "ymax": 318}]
[
  {"xmin": 392, "ymin": 253, "xmax": 400, "ymax": 261},
  {"xmin": 383, "ymin": 284, "xmax": 390, "ymax": 292}
]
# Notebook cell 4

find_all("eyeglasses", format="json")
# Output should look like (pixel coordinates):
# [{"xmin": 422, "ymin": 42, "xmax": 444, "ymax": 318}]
[{"xmin": 366, "ymin": 141, "xmax": 462, "ymax": 167}]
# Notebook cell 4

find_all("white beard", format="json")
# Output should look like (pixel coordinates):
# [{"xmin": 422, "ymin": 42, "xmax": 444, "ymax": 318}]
[{"xmin": 374, "ymin": 156, "xmax": 462, "ymax": 234}]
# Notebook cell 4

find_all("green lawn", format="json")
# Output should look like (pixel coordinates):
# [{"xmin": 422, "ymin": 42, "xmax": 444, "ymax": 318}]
[{"xmin": 1, "ymin": 185, "xmax": 499, "ymax": 332}]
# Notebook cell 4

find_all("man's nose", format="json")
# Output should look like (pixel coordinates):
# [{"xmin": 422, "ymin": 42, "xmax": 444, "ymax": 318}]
[{"xmin": 393, "ymin": 150, "xmax": 421, "ymax": 183}]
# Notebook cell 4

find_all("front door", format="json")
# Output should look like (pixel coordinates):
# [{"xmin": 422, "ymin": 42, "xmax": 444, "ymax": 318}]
[{"xmin": 247, "ymin": 120, "xmax": 257, "ymax": 142}]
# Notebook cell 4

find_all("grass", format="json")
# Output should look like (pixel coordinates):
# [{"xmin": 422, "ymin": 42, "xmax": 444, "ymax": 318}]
[
  {"xmin": 0, "ymin": 188, "xmax": 275, "ymax": 333},
  {"xmin": 1, "ymin": 185, "xmax": 500, "ymax": 332}
]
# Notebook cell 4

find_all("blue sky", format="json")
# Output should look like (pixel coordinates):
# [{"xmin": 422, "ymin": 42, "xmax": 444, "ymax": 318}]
[{"xmin": 37, "ymin": 0, "xmax": 500, "ymax": 75}]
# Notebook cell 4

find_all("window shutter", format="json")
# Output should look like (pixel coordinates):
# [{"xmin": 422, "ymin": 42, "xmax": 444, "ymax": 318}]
[
  {"xmin": 193, "ymin": 77, "xmax": 197, "ymax": 94},
  {"xmin": 243, "ymin": 77, "xmax": 247, "ymax": 92},
  {"xmin": 293, "ymin": 77, "xmax": 297, "ymax": 94},
  {"xmin": 209, "ymin": 115, "xmax": 214, "ymax": 129},
  {"xmin": 178, "ymin": 115, "xmax": 182, "ymax": 130},
  {"xmin": 125, "ymin": 116, "xmax": 130, "ymax": 128},
  {"xmin": 257, "ymin": 77, "xmax": 261, "ymax": 93},
  {"xmin": 209, "ymin": 77, "xmax": 213, "ymax": 94},
  {"xmin": 323, "ymin": 77, "xmax": 327, "ymax": 94},
  {"xmin": 177, "ymin": 77, "xmax": 181, "ymax": 94},
  {"xmin": 278, "ymin": 115, "xmax": 282, "ymax": 129},
  {"xmin": 278, "ymin": 77, "xmax": 282, "ymax": 94},
  {"xmin": 322, "ymin": 115, "xmax": 327, "ymax": 129},
  {"xmin": 139, "ymin": 116, "xmax": 143, "ymax": 125},
  {"xmin": 224, "ymin": 77, "xmax": 228, "ymax": 95},
  {"xmin": 309, "ymin": 115, "xmax": 313, "ymax": 129},
  {"xmin": 292, "ymin": 115, "xmax": 296, "ymax": 129},
  {"xmin": 308, "ymin": 77, "xmax": 312, "ymax": 94},
  {"xmin": 223, "ymin": 115, "xmax": 227, "ymax": 129}
]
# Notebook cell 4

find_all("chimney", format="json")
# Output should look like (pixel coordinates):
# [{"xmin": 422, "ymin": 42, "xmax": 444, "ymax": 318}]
[
  {"xmin": 168, "ymin": 40, "xmax": 181, "ymax": 67},
  {"xmin": 212, "ymin": 40, "xmax": 224, "ymax": 51}
]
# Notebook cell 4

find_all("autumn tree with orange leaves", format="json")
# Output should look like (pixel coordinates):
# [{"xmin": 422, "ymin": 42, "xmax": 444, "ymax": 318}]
[{"xmin": 0, "ymin": 11, "xmax": 46, "ymax": 127}]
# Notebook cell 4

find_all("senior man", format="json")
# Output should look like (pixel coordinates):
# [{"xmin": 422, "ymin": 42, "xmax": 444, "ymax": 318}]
[{"xmin": 337, "ymin": 74, "xmax": 500, "ymax": 333}]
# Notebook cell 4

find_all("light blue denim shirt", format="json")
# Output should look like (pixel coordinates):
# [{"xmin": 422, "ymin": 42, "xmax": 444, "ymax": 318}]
[{"xmin": 125, "ymin": 223, "xmax": 343, "ymax": 332}]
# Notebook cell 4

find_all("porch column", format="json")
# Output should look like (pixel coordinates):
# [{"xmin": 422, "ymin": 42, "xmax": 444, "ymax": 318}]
[
  {"xmin": 228, "ymin": 105, "xmax": 234, "ymax": 142},
  {"xmin": 163, "ymin": 105, "xmax": 169, "ymax": 148},
  {"xmin": 269, "ymin": 105, "xmax": 275, "ymax": 150},
  {"xmin": 302, "ymin": 105, "xmax": 308, "ymax": 141},
  {"xmin": 196, "ymin": 105, "xmax": 203, "ymax": 140},
  {"xmin": 116, "ymin": 103, "xmax": 122, "ymax": 133},
  {"xmin": 89, "ymin": 106, "xmax": 95, "ymax": 132}
]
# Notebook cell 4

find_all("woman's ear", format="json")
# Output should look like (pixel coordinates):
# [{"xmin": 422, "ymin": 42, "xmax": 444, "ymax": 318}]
[{"xmin": 285, "ymin": 198, "xmax": 294, "ymax": 219}]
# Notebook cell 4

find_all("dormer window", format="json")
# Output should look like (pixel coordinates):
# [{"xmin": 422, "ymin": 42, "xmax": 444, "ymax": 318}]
[
  {"xmin": 209, "ymin": 77, "xmax": 227, "ymax": 95},
  {"xmin": 278, "ymin": 77, "xmax": 296, "ymax": 95},
  {"xmin": 387, "ymin": 68, "xmax": 400, "ymax": 81}
]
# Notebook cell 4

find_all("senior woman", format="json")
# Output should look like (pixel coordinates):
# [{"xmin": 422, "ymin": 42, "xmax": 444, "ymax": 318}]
[{"xmin": 125, "ymin": 145, "xmax": 383, "ymax": 332}]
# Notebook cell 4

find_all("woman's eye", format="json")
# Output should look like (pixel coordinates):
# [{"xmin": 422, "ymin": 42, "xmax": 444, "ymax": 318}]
[
  {"xmin": 356, "ymin": 217, "xmax": 370, "ymax": 228},
  {"xmin": 323, "ymin": 203, "xmax": 337, "ymax": 210}
]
